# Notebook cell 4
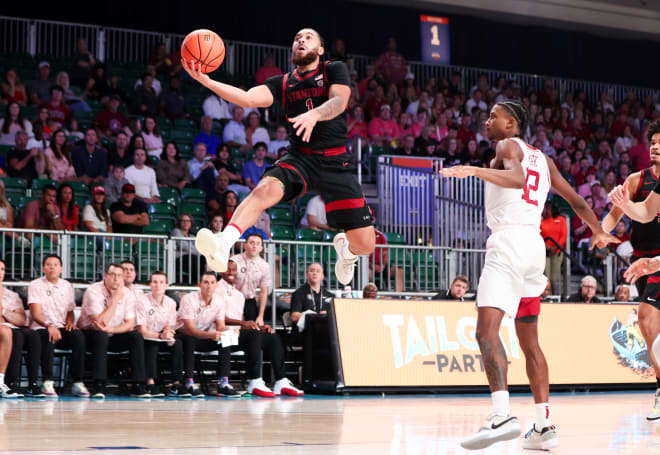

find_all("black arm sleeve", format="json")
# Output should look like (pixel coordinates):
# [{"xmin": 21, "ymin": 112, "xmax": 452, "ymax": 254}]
[
  {"xmin": 290, "ymin": 287, "xmax": 306, "ymax": 314},
  {"xmin": 324, "ymin": 61, "xmax": 351, "ymax": 87},
  {"xmin": 263, "ymin": 75, "xmax": 285, "ymax": 107}
]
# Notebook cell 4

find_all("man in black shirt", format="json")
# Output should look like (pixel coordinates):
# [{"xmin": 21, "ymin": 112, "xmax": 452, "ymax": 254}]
[
  {"xmin": 110, "ymin": 184, "xmax": 149, "ymax": 234},
  {"xmin": 7, "ymin": 131, "xmax": 41, "ymax": 186},
  {"xmin": 289, "ymin": 263, "xmax": 335, "ymax": 385},
  {"xmin": 432, "ymin": 275, "xmax": 470, "ymax": 301},
  {"xmin": 185, "ymin": 28, "xmax": 375, "ymax": 289}
]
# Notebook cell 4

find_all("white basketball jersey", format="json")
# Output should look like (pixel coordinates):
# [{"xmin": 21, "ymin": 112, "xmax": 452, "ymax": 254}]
[{"xmin": 485, "ymin": 137, "xmax": 551, "ymax": 231}]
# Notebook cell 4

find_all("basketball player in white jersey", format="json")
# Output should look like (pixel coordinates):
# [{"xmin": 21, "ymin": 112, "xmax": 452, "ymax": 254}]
[{"xmin": 442, "ymin": 100, "xmax": 617, "ymax": 450}]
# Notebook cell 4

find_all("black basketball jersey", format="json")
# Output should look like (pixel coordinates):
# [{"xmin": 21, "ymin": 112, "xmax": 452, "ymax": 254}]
[
  {"xmin": 631, "ymin": 167, "xmax": 660, "ymax": 253},
  {"xmin": 264, "ymin": 60, "xmax": 351, "ymax": 151}
]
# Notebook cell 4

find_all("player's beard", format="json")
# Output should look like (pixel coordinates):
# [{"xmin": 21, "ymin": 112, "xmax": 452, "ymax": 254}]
[{"xmin": 291, "ymin": 48, "xmax": 318, "ymax": 67}]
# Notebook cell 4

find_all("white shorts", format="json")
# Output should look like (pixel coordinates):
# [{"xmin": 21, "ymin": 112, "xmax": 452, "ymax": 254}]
[{"xmin": 476, "ymin": 227, "xmax": 547, "ymax": 317}]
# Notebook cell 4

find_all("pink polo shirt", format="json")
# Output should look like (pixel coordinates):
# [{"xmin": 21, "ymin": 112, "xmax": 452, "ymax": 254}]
[
  {"xmin": 2, "ymin": 287, "xmax": 25, "ymax": 329},
  {"xmin": 77, "ymin": 281, "xmax": 136, "ymax": 330},
  {"xmin": 231, "ymin": 253, "xmax": 272, "ymax": 300},
  {"xmin": 216, "ymin": 280, "xmax": 245, "ymax": 333},
  {"xmin": 136, "ymin": 293, "xmax": 177, "ymax": 334},
  {"xmin": 176, "ymin": 290, "xmax": 225, "ymax": 332},
  {"xmin": 28, "ymin": 277, "xmax": 75, "ymax": 330}
]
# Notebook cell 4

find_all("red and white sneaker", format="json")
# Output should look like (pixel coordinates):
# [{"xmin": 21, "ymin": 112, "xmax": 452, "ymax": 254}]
[
  {"xmin": 274, "ymin": 378, "xmax": 304, "ymax": 396},
  {"xmin": 247, "ymin": 378, "xmax": 275, "ymax": 398}
]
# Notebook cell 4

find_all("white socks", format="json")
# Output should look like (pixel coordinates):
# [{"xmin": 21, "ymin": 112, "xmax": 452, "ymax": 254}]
[
  {"xmin": 0, "ymin": 373, "xmax": 4, "ymax": 386},
  {"xmin": 535, "ymin": 402, "xmax": 551, "ymax": 429},
  {"xmin": 221, "ymin": 224, "xmax": 242, "ymax": 248},
  {"xmin": 653, "ymin": 334, "xmax": 660, "ymax": 363},
  {"xmin": 491, "ymin": 390, "xmax": 510, "ymax": 417}
]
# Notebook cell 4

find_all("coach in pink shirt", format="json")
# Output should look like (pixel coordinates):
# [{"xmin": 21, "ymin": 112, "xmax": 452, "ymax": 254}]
[
  {"xmin": 368, "ymin": 105, "xmax": 400, "ymax": 147},
  {"xmin": 176, "ymin": 271, "xmax": 239, "ymax": 397},
  {"xmin": 78, "ymin": 263, "xmax": 148, "ymax": 398},
  {"xmin": 231, "ymin": 233, "xmax": 272, "ymax": 327},
  {"xmin": 136, "ymin": 271, "xmax": 187, "ymax": 398},
  {"xmin": 221, "ymin": 260, "xmax": 303, "ymax": 397},
  {"xmin": 28, "ymin": 254, "xmax": 88, "ymax": 398}
]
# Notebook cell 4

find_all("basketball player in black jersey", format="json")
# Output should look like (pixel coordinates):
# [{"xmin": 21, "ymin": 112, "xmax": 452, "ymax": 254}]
[
  {"xmin": 183, "ymin": 29, "xmax": 374, "ymax": 325},
  {"xmin": 607, "ymin": 119, "xmax": 660, "ymax": 420}
]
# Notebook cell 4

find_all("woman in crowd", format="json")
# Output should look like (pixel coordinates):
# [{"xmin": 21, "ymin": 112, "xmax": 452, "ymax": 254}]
[
  {"xmin": 55, "ymin": 71, "xmax": 91, "ymax": 113},
  {"xmin": 0, "ymin": 102, "xmax": 33, "ymax": 146},
  {"xmin": 220, "ymin": 190, "xmax": 238, "ymax": 224},
  {"xmin": 57, "ymin": 183, "xmax": 80, "ymax": 231},
  {"xmin": 1, "ymin": 69, "xmax": 27, "ymax": 105},
  {"xmin": 142, "ymin": 116, "xmax": 163, "ymax": 158},
  {"xmin": 82, "ymin": 186, "xmax": 112, "ymax": 249},
  {"xmin": 43, "ymin": 129, "xmax": 76, "ymax": 182},
  {"xmin": 156, "ymin": 141, "xmax": 190, "ymax": 190},
  {"xmin": 245, "ymin": 111, "xmax": 269, "ymax": 148}
]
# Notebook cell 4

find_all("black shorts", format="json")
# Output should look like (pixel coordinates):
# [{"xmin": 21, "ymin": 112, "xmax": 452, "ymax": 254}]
[
  {"xmin": 262, "ymin": 148, "xmax": 373, "ymax": 231},
  {"xmin": 634, "ymin": 253, "xmax": 660, "ymax": 310}
]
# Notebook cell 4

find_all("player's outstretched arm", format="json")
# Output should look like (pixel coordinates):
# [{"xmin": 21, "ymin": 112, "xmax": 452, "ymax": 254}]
[
  {"xmin": 440, "ymin": 139, "xmax": 525, "ymax": 188},
  {"xmin": 609, "ymin": 179, "xmax": 660, "ymax": 224},
  {"xmin": 182, "ymin": 60, "xmax": 273, "ymax": 108},
  {"xmin": 601, "ymin": 172, "xmax": 640, "ymax": 232},
  {"xmin": 545, "ymin": 155, "xmax": 618, "ymax": 249}
]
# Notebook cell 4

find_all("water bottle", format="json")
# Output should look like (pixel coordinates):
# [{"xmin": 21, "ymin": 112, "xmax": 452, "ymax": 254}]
[{"xmin": 343, "ymin": 286, "xmax": 352, "ymax": 298}]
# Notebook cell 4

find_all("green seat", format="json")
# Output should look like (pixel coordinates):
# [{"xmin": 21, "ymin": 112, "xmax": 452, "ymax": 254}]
[
  {"xmin": 62, "ymin": 181, "xmax": 89, "ymax": 195},
  {"xmin": 181, "ymin": 188, "xmax": 206, "ymax": 205},
  {"xmin": 174, "ymin": 118, "xmax": 197, "ymax": 130},
  {"xmin": 74, "ymin": 195, "xmax": 89, "ymax": 208},
  {"xmin": 322, "ymin": 230, "xmax": 335, "ymax": 242},
  {"xmin": 180, "ymin": 202, "xmax": 206, "ymax": 218},
  {"xmin": 170, "ymin": 129, "xmax": 195, "ymax": 143},
  {"xmin": 157, "ymin": 116, "xmax": 173, "ymax": 130},
  {"xmin": 143, "ymin": 220, "xmax": 174, "ymax": 235},
  {"xmin": 269, "ymin": 207, "xmax": 293, "ymax": 225},
  {"xmin": 31, "ymin": 178, "xmax": 58, "ymax": 191},
  {"xmin": 384, "ymin": 232, "xmax": 406, "ymax": 245},
  {"xmin": 65, "ymin": 135, "xmax": 80, "ymax": 145},
  {"xmin": 103, "ymin": 238, "xmax": 133, "ymax": 263},
  {"xmin": 295, "ymin": 228, "xmax": 322, "ymax": 242},
  {"xmin": 295, "ymin": 193, "xmax": 316, "ymax": 223},
  {"xmin": 148, "ymin": 202, "xmax": 177, "ymax": 224},
  {"xmin": 0, "ymin": 145, "xmax": 14, "ymax": 157},
  {"xmin": 158, "ymin": 187, "xmax": 181, "ymax": 206},
  {"xmin": 271, "ymin": 225, "xmax": 294, "ymax": 240}
]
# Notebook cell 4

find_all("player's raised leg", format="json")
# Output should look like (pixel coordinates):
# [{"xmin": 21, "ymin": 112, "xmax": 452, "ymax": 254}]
[
  {"xmin": 333, "ymin": 226, "xmax": 376, "ymax": 285},
  {"xmin": 196, "ymin": 177, "xmax": 284, "ymax": 272}
]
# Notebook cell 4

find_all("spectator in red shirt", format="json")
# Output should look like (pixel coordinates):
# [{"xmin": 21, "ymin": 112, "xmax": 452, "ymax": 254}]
[
  {"xmin": 347, "ymin": 105, "xmax": 368, "ymax": 140},
  {"xmin": 254, "ymin": 55, "xmax": 283, "ymax": 86},
  {"xmin": 410, "ymin": 109, "xmax": 430, "ymax": 138},
  {"xmin": 456, "ymin": 115, "xmax": 476, "ymax": 149},
  {"xmin": 629, "ymin": 122, "xmax": 651, "ymax": 171},
  {"xmin": 368, "ymin": 105, "xmax": 399, "ymax": 147},
  {"xmin": 572, "ymin": 195, "xmax": 594, "ymax": 245},
  {"xmin": 45, "ymin": 86, "xmax": 71, "ymax": 130},
  {"xmin": 358, "ymin": 65, "xmax": 378, "ymax": 100},
  {"xmin": 365, "ymin": 85, "xmax": 386, "ymax": 119},
  {"xmin": 610, "ymin": 220, "xmax": 630, "ymax": 249},
  {"xmin": 95, "ymin": 95, "xmax": 127, "ymax": 139},
  {"xmin": 540, "ymin": 202, "xmax": 567, "ymax": 293},
  {"xmin": 609, "ymin": 109, "xmax": 629, "ymax": 138},
  {"xmin": 574, "ymin": 158, "xmax": 595, "ymax": 187},
  {"xmin": 56, "ymin": 183, "xmax": 80, "ymax": 231},
  {"xmin": 396, "ymin": 113, "xmax": 413, "ymax": 143},
  {"xmin": 374, "ymin": 38, "xmax": 407, "ymax": 86}
]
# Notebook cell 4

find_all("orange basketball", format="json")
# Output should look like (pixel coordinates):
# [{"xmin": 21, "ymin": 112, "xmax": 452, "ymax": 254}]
[{"xmin": 181, "ymin": 29, "xmax": 225, "ymax": 74}]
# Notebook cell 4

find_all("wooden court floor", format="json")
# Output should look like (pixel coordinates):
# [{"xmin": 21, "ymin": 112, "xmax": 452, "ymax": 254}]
[{"xmin": 0, "ymin": 391, "xmax": 659, "ymax": 454}]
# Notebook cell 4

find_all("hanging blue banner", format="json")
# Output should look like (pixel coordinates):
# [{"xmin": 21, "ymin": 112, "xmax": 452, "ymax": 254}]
[{"xmin": 420, "ymin": 15, "xmax": 450, "ymax": 65}]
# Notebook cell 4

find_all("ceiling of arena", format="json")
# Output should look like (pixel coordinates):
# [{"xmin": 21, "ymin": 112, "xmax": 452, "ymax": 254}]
[{"xmin": 359, "ymin": 0, "xmax": 660, "ymax": 40}]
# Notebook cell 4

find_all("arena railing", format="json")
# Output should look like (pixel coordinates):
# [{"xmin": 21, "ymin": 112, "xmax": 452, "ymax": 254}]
[{"xmin": 0, "ymin": 16, "xmax": 657, "ymax": 105}]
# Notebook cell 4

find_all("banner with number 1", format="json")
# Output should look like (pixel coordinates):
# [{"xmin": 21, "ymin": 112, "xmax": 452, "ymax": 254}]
[{"xmin": 420, "ymin": 15, "xmax": 450, "ymax": 65}]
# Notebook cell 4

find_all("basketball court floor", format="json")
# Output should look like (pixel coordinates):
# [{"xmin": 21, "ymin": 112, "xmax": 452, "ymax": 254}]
[{"xmin": 1, "ymin": 391, "xmax": 659, "ymax": 454}]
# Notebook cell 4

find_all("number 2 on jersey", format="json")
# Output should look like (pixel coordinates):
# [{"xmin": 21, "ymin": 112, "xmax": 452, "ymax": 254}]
[
  {"xmin": 521, "ymin": 169, "xmax": 540, "ymax": 206},
  {"xmin": 305, "ymin": 98, "xmax": 313, "ymax": 111}
]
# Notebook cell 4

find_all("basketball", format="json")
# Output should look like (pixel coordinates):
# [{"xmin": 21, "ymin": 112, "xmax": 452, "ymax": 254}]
[{"xmin": 180, "ymin": 29, "xmax": 225, "ymax": 73}]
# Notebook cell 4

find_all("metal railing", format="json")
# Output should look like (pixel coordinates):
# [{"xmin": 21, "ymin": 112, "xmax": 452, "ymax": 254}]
[{"xmin": 0, "ymin": 16, "xmax": 657, "ymax": 105}]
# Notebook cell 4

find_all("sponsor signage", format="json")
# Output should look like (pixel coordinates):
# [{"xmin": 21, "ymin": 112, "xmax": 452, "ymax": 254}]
[{"xmin": 332, "ymin": 299, "xmax": 651, "ymax": 387}]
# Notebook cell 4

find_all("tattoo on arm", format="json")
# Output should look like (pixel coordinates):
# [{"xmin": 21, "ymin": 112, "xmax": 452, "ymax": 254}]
[{"xmin": 313, "ymin": 86, "xmax": 347, "ymax": 121}]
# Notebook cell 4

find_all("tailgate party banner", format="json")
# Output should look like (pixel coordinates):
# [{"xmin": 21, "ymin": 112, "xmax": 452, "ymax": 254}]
[{"xmin": 332, "ymin": 299, "xmax": 652, "ymax": 387}]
